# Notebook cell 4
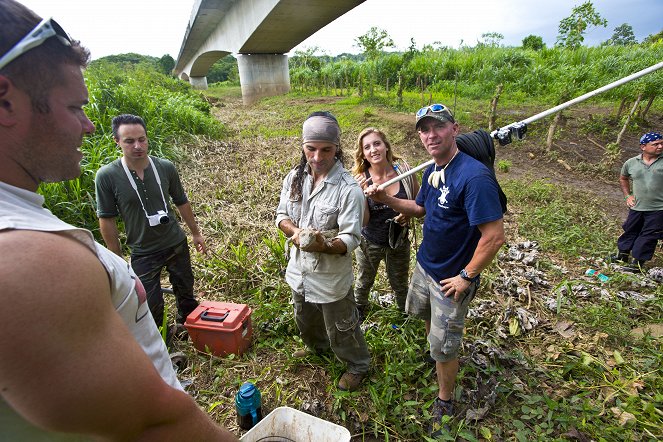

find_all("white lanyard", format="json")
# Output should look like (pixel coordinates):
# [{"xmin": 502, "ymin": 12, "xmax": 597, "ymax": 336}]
[{"xmin": 120, "ymin": 156, "xmax": 169, "ymax": 218}]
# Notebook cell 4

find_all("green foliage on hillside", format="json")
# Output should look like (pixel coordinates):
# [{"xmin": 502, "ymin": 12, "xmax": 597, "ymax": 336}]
[{"xmin": 93, "ymin": 52, "xmax": 174, "ymax": 76}]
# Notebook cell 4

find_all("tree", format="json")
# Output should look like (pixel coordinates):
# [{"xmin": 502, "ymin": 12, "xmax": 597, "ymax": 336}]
[
  {"xmin": 522, "ymin": 35, "xmax": 545, "ymax": 51},
  {"xmin": 603, "ymin": 23, "xmax": 636, "ymax": 46},
  {"xmin": 355, "ymin": 27, "xmax": 395, "ymax": 60},
  {"xmin": 354, "ymin": 27, "xmax": 395, "ymax": 96},
  {"xmin": 642, "ymin": 29, "xmax": 663, "ymax": 44},
  {"xmin": 206, "ymin": 55, "xmax": 238, "ymax": 84},
  {"xmin": 479, "ymin": 32, "xmax": 504, "ymax": 47},
  {"xmin": 556, "ymin": 1, "xmax": 607, "ymax": 49},
  {"xmin": 290, "ymin": 46, "xmax": 323, "ymax": 70},
  {"xmin": 157, "ymin": 55, "xmax": 175, "ymax": 75}
]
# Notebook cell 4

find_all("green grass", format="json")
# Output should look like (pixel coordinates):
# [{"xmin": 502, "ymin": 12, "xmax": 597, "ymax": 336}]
[{"xmin": 501, "ymin": 178, "xmax": 618, "ymax": 258}]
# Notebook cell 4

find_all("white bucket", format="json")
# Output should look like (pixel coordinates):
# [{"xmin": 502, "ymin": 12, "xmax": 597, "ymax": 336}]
[{"xmin": 239, "ymin": 406, "xmax": 351, "ymax": 442}]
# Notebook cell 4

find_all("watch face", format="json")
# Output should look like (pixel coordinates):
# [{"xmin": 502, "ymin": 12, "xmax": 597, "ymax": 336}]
[{"xmin": 460, "ymin": 269, "xmax": 477, "ymax": 281}]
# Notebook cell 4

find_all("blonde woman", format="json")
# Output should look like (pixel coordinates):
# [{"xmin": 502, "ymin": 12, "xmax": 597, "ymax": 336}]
[{"xmin": 352, "ymin": 128, "xmax": 419, "ymax": 319}]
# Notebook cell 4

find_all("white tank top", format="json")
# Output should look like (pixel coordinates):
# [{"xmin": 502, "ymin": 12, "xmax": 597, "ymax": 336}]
[{"xmin": 0, "ymin": 181, "xmax": 182, "ymax": 440}]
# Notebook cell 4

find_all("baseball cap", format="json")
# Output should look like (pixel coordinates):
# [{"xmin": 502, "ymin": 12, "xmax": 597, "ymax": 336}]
[{"xmin": 415, "ymin": 104, "xmax": 455, "ymax": 129}]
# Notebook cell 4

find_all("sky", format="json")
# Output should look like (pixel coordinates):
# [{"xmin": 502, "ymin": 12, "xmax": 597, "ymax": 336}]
[{"xmin": 16, "ymin": 0, "xmax": 663, "ymax": 61}]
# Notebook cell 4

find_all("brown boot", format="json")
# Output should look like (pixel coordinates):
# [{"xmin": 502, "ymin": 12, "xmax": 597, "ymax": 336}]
[{"xmin": 338, "ymin": 371, "xmax": 365, "ymax": 391}]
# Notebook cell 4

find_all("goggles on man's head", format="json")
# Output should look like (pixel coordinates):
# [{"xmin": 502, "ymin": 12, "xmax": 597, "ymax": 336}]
[
  {"xmin": 416, "ymin": 104, "xmax": 451, "ymax": 119},
  {"xmin": 0, "ymin": 18, "xmax": 71, "ymax": 71}
]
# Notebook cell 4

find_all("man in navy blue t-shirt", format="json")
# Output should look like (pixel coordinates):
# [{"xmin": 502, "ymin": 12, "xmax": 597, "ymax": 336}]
[{"xmin": 365, "ymin": 104, "xmax": 505, "ymax": 437}]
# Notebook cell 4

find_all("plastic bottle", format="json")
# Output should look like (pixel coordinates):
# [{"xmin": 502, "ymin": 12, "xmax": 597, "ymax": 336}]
[{"xmin": 235, "ymin": 382, "xmax": 262, "ymax": 430}]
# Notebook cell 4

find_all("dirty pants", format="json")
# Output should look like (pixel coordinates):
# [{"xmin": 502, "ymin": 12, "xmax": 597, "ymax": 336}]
[
  {"xmin": 354, "ymin": 236, "xmax": 411, "ymax": 311},
  {"xmin": 292, "ymin": 288, "xmax": 371, "ymax": 374}
]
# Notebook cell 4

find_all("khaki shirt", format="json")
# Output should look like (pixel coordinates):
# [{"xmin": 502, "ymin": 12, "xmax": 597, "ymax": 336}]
[{"xmin": 276, "ymin": 160, "xmax": 364, "ymax": 303}]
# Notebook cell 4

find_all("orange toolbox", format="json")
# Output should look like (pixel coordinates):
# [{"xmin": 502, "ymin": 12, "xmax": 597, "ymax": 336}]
[{"xmin": 185, "ymin": 301, "xmax": 253, "ymax": 356}]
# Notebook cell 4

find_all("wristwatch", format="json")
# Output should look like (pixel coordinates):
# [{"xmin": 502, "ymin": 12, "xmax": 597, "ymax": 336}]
[{"xmin": 459, "ymin": 268, "xmax": 480, "ymax": 283}]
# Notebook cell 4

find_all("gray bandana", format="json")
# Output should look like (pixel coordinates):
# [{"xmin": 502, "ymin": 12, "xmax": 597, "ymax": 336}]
[{"xmin": 302, "ymin": 116, "xmax": 341, "ymax": 145}]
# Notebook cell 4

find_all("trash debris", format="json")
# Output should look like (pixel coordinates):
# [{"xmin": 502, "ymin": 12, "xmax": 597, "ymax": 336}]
[
  {"xmin": 502, "ymin": 307, "xmax": 538, "ymax": 335},
  {"xmin": 360, "ymin": 320, "xmax": 378, "ymax": 333},
  {"xmin": 616, "ymin": 291, "xmax": 655, "ymax": 302},
  {"xmin": 463, "ymin": 375, "xmax": 499, "ymax": 422},
  {"xmin": 553, "ymin": 320, "xmax": 575, "ymax": 339},
  {"xmin": 647, "ymin": 267, "xmax": 663, "ymax": 283},
  {"xmin": 369, "ymin": 291, "xmax": 395, "ymax": 307},
  {"xmin": 585, "ymin": 269, "xmax": 609, "ymax": 282},
  {"xmin": 301, "ymin": 399, "xmax": 324, "ymax": 417},
  {"xmin": 467, "ymin": 300, "xmax": 498, "ymax": 319},
  {"xmin": 542, "ymin": 295, "xmax": 560, "ymax": 311},
  {"xmin": 170, "ymin": 351, "xmax": 188, "ymax": 372},
  {"xmin": 466, "ymin": 339, "xmax": 512, "ymax": 368}
]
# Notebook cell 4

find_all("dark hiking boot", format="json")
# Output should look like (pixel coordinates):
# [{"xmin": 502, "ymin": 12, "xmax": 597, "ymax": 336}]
[
  {"xmin": 429, "ymin": 397, "xmax": 454, "ymax": 437},
  {"xmin": 607, "ymin": 251, "xmax": 630, "ymax": 263},
  {"xmin": 623, "ymin": 259, "xmax": 647, "ymax": 273},
  {"xmin": 338, "ymin": 372, "xmax": 365, "ymax": 391}
]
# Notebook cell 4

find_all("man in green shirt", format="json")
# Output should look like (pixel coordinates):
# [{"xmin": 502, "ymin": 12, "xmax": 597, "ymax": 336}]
[
  {"xmin": 96, "ymin": 114, "xmax": 206, "ymax": 327},
  {"xmin": 610, "ymin": 131, "xmax": 663, "ymax": 271}
]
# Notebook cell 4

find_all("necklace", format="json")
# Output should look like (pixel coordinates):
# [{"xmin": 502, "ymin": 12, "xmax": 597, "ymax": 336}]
[{"xmin": 428, "ymin": 147, "xmax": 459, "ymax": 189}]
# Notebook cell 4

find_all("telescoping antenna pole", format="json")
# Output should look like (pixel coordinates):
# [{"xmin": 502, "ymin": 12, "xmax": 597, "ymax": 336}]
[{"xmin": 377, "ymin": 60, "xmax": 663, "ymax": 191}]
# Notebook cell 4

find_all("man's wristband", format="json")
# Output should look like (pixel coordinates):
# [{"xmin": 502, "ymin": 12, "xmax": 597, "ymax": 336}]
[
  {"xmin": 459, "ymin": 269, "xmax": 480, "ymax": 283},
  {"xmin": 624, "ymin": 194, "xmax": 632, "ymax": 201}
]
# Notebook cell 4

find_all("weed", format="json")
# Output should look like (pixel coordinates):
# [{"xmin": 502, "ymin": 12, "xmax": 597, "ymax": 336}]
[{"xmin": 497, "ymin": 159, "xmax": 512, "ymax": 173}]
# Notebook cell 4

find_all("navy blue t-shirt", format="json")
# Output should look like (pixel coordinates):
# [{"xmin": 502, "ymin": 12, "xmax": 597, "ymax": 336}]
[{"xmin": 415, "ymin": 151, "xmax": 503, "ymax": 282}]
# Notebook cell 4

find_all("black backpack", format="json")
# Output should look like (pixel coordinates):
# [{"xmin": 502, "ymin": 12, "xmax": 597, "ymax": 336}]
[{"xmin": 455, "ymin": 130, "xmax": 508, "ymax": 214}]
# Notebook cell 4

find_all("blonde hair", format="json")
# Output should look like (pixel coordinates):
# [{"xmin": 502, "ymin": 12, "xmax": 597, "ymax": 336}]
[{"xmin": 351, "ymin": 127, "xmax": 401, "ymax": 176}]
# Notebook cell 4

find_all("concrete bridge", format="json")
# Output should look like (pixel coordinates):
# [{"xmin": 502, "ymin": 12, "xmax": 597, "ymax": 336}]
[{"xmin": 174, "ymin": 0, "xmax": 366, "ymax": 104}]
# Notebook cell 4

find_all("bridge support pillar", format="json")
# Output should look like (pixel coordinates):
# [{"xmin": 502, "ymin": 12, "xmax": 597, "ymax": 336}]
[
  {"xmin": 237, "ymin": 54, "xmax": 290, "ymax": 105},
  {"xmin": 189, "ymin": 76, "xmax": 208, "ymax": 90}
]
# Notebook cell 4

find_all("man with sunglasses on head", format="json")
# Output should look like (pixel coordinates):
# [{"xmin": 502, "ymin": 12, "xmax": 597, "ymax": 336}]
[
  {"xmin": 0, "ymin": 1, "xmax": 237, "ymax": 440},
  {"xmin": 365, "ymin": 104, "xmax": 505, "ymax": 437},
  {"xmin": 95, "ymin": 114, "xmax": 206, "ymax": 331}
]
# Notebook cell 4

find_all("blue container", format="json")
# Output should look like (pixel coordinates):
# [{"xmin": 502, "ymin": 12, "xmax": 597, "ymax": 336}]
[{"xmin": 235, "ymin": 382, "xmax": 262, "ymax": 430}]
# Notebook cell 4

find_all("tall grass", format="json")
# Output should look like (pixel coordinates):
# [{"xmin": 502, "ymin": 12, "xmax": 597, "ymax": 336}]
[
  {"xmin": 39, "ymin": 62, "xmax": 224, "ymax": 234},
  {"xmin": 291, "ymin": 42, "xmax": 663, "ymax": 108}
]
